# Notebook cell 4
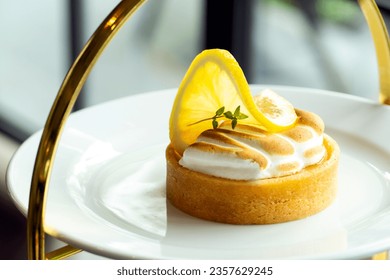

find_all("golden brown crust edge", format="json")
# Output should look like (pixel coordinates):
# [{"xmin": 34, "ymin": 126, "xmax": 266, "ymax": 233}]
[{"xmin": 166, "ymin": 134, "xmax": 339, "ymax": 225}]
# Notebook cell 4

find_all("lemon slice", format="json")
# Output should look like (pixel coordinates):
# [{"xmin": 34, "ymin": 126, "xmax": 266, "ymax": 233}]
[
  {"xmin": 169, "ymin": 49, "xmax": 254, "ymax": 155},
  {"xmin": 252, "ymin": 89, "xmax": 297, "ymax": 132},
  {"xmin": 169, "ymin": 49, "xmax": 297, "ymax": 155}
]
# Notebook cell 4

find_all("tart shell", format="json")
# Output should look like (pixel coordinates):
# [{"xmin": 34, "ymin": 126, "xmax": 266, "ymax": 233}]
[{"xmin": 166, "ymin": 134, "xmax": 339, "ymax": 224}]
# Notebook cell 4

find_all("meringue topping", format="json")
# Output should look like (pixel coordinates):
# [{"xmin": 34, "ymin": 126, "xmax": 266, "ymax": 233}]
[{"xmin": 179, "ymin": 109, "xmax": 326, "ymax": 180}]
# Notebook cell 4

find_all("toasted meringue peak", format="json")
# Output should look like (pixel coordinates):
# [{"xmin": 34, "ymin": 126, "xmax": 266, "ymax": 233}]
[{"xmin": 179, "ymin": 109, "xmax": 326, "ymax": 180}]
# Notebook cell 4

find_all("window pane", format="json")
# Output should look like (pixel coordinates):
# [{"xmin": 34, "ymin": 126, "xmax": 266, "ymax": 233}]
[{"xmin": 0, "ymin": 0, "xmax": 68, "ymax": 139}]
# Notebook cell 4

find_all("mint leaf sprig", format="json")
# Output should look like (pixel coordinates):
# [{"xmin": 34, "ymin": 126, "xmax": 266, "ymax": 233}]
[{"xmin": 188, "ymin": 105, "xmax": 248, "ymax": 129}]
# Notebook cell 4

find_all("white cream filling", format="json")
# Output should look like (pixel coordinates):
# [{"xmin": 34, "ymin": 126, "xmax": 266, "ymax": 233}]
[{"xmin": 179, "ymin": 125, "xmax": 326, "ymax": 180}]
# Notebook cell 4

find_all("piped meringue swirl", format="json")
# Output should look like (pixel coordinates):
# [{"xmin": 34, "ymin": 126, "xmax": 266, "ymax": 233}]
[{"xmin": 179, "ymin": 109, "xmax": 326, "ymax": 180}]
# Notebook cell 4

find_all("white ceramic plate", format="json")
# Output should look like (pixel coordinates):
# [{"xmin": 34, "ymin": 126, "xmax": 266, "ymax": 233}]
[{"xmin": 7, "ymin": 86, "xmax": 390, "ymax": 259}]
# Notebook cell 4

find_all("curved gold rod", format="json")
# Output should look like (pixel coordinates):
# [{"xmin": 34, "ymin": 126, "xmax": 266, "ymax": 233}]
[
  {"xmin": 359, "ymin": 0, "xmax": 390, "ymax": 259},
  {"xmin": 27, "ymin": 0, "xmax": 146, "ymax": 260},
  {"xmin": 27, "ymin": 0, "xmax": 390, "ymax": 260},
  {"xmin": 359, "ymin": 0, "xmax": 390, "ymax": 105}
]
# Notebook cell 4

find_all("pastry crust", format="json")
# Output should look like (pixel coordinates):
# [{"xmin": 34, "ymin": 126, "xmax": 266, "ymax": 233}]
[{"xmin": 166, "ymin": 134, "xmax": 339, "ymax": 224}]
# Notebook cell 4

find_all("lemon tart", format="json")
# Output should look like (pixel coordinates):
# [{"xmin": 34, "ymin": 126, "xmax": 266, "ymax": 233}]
[{"xmin": 166, "ymin": 49, "xmax": 339, "ymax": 224}]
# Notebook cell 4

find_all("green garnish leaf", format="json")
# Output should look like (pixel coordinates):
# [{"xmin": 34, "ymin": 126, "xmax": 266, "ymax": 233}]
[
  {"xmin": 215, "ymin": 106, "xmax": 225, "ymax": 116},
  {"xmin": 236, "ymin": 112, "xmax": 248, "ymax": 120},
  {"xmin": 233, "ymin": 105, "xmax": 241, "ymax": 117},
  {"xmin": 223, "ymin": 111, "xmax": 234, "ymax": 119},
  {"xmin": 231, "ymin": 119, "xmax": 238, "ymax": 129},
  {"xmin": 188, "ymin": 104, "xmax": 249, "ymax": 129},
  {"xmin": 212, "ymin": 119, "xmax": 219, "ymax": 129}
]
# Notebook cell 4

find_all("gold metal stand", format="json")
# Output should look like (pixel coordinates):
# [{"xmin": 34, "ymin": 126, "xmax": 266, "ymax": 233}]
[
  {"xmin": 26, "ymin": 0, "xmax": 390, "ymax": 260},
  {"xmin": 359, "ymin": 0, "xmax": 390, "ymax": 105},
  {"xmin": 27, "ymin": 0, "xmax": 146, "ymax": 260}
]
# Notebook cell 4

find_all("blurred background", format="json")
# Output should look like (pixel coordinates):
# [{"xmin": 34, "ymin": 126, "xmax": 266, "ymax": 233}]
[{"xmin": 0, "ymin": 0, "xmax": 389, "ymax": 259}]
